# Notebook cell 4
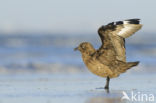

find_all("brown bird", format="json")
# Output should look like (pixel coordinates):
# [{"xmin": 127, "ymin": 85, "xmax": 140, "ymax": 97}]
[{"xmin": 74, "ymin": 19, "xmax": 142, "ymax": 90}]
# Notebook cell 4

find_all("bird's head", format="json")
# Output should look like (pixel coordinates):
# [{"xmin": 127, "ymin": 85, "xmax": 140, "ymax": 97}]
[{"xmin": 74, "ymin": 42, "xmax": 95, "ymax": 55}]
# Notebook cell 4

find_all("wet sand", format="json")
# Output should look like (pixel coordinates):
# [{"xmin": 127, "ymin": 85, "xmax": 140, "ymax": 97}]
[{"xmin": 0, "ymin": 72, "xmax": 155, "ymax": 103}]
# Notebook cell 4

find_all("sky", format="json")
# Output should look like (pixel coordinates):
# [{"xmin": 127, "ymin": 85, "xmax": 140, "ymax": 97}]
[{"xmin": 0, "ymin": 0, "xmax": 155, "ymax": 34}]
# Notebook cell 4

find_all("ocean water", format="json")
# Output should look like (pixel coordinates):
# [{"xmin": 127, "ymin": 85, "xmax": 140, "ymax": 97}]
[
  {"xmin": 0, "ymin": 33, "xmax": 155, "ymax": 73},
  {"xmin": 0, "ymin": 33, "xmax": 155, "ymax": 103}
]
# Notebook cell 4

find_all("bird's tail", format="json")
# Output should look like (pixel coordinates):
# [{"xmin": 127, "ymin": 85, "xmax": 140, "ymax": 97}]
[
  {"xmin": 118, "ymin": 61, "xmax": 139, "ymax": 73},
  {"xmin": 126, "ymin": 61, "xmax": 139, "ymax": 69}
]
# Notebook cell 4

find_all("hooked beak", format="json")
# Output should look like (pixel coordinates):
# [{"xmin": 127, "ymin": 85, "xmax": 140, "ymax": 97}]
[{"xmin": 74, "ymin": 47, "xmax": 78, "ymax": 51}]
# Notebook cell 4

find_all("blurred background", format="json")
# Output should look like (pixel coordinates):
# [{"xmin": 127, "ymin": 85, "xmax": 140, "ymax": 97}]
[
  {"xmin": 0, "ymin": 0, "xmax": 156, "ymax": 103},
  {"xmin": 0, "ymin": 0, "xmax": 155, "ymax": 74}
]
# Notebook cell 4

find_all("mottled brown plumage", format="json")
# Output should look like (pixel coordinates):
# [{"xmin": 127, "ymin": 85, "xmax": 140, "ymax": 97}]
[{"xmin": 75, "ymin": 19, "xmax": 142, "ymax": 90}]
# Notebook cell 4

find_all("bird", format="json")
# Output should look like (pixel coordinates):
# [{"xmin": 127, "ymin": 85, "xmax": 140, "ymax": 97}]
[{"xmin": 74, "ymin": 19, "xmax": 142, "ymax": 90}]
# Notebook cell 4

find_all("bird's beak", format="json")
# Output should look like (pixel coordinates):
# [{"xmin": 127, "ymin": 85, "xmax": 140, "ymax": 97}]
[{"xmin": 74, "ymin": 47, "xmax": 78, "ymax": 51}]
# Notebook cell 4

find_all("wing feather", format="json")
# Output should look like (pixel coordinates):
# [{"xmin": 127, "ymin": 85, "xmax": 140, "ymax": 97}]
[
  {"xmin": 117, "ymin": 24, "xmax": 142, "ymax": 38},
  {"xmin": 98, "ymin": 19, "xmax": 142, "ymax": 62}
]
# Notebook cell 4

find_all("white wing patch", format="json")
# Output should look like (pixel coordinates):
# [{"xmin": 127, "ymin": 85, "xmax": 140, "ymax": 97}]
[
  {"xmin": 123, "ymin": 21, "xmax": 129, "ymax": 24},
  {"xmin": 118, "ymin": 26, "xmax": 131, "ymax": 37},
  {"xmin": 117, "ymin": 24, "xmax": 142, "ymax": 38}
]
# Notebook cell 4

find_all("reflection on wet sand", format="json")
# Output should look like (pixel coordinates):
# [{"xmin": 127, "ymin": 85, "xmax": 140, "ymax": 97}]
[
  {"xmin": 86, "ymin": 97, "xmax": 124, "ymax": 103},
  {"xmin": 86, "ymin": 90, "xmax": 127, "ymax": 103}
]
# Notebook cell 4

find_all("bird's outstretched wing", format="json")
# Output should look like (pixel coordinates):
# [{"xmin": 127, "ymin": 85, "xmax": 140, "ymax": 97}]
[{"xmin": 98, "ymin": 19, "xmax": 142, "ymax": 62}]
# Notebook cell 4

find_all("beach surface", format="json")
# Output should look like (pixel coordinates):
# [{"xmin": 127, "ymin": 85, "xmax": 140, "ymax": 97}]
[{"xmin": 0, "ymin": 72, "xmax": 155, "ymax": 103}]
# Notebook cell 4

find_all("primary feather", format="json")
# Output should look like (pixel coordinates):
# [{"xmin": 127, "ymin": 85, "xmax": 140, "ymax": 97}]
[{"xmin": 98, "ymin": 19, "xmax": 142, "ymax": 62}]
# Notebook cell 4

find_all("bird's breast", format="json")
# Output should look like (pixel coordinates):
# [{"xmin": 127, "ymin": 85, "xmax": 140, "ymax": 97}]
[{"xmin": 82, "ymin": 57, "xmax": 113, "ymax": 78}]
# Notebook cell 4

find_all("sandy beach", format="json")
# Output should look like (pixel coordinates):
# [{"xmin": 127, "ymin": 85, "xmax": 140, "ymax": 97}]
[{"xmin": 0, "ymin": 72, "xmax": 155, "ymax": 103}]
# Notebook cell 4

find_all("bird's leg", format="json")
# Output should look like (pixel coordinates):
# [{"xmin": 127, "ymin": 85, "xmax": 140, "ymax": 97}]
[{"xmin": 104, "ymin": 76, "xmax": 110, "ymax": 90}]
